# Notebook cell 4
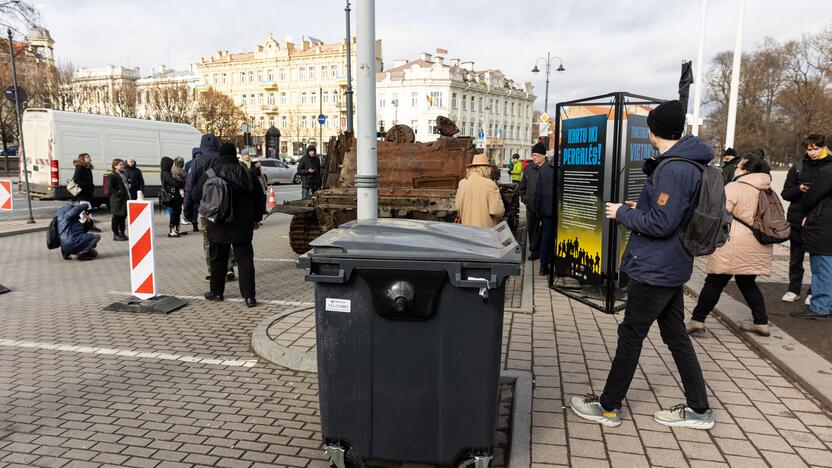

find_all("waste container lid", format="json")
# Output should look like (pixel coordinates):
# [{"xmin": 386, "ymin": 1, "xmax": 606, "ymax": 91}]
[{"xmin": 307, "ymin": 219, "xmax": 521, "ymax": 263}]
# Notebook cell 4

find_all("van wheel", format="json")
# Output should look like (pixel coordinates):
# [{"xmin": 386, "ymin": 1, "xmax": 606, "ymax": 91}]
[{"xmin": 329, "ymin": 449, "xmax": 365, "ymax": 468}]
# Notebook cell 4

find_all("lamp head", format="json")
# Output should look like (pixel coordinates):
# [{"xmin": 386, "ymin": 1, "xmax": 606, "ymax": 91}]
[
  {"xmin": 531, "ymin": 65, "xmax": 540, "ymax": 73},
  {"xmin": 556, "ymin": 64, "xmax": 566, "ymax": 72}
]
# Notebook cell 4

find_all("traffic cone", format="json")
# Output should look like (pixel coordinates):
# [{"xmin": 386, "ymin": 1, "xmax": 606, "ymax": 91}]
[{"xmin": 267, "ymin": 186, "xmax": 277, "ymax": 209}]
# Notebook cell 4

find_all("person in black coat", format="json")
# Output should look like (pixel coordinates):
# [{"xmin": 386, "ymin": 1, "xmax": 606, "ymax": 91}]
[
  {"xmin": 124, "ymin": 159, "xmax": 145, "ymax": 200},
  {"xmin": 109, "ymin": 158, "xmax": 130, "ymax": 241},
  {"xmin": 297, "ymin": 146, "xmax": 322, "ymax": 199},
  {"xmin": 160, "ymin": 157, "xmax": 185, "ymax": 238},
  {"xmin": 779, "ymin": 133, "xmax": 830, "ymax": 303},
  {"xmin": 192, "ymin": 142, "xmax": 266, "ymax": 306},
  {"xmin": 534, "ymin": 153, "xmax": 557, "ymax": 276},
  {"xmin": 518, "ymin": 142, "xmax": 547, "ymax": 261},
  {"xmin": 72, "ymin": 153, "xmax": 95, "ymax": 203}
]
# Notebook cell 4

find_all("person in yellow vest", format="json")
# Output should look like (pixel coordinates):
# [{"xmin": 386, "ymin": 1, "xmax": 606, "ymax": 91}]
[
  {"xmin": 510, "ymin": 154, "xmax": 523, "ymax": 183},
  {"xmin": 456, "ymin": 153, "xmax": 506, "ymax": 228}
]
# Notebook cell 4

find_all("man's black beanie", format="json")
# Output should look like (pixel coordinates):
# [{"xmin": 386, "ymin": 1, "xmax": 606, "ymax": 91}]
[
  {"xmin": 647, "ymin": 100, "xmax": 686, "ymax": 140},
  {"xmin": 532, "ymin": 142, "xmax": 547, "ymax": 155},
  {"xmin": 220, "ymin": 142, "xmax": 237, "ymax": 157}
]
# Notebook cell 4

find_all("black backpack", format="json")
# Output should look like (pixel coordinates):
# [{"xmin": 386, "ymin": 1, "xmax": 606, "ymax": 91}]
[
  {"xmin": 198, "ymin": 168, "xmax": 234, "ymax": 224},
  {"xmin": 46, "ymin": 216, "xmax": 61, "ymax": 249},
  {"xmin": 652, "ymin": 157, "xmax": 732, "ymax": 256}
]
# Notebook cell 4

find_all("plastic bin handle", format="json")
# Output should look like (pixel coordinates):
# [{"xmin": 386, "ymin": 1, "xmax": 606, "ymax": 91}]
[
  {"xmin": 452, "ymin": 272, "xmax": 498, "ymax": 289},
  {"xmin": 304, "ymin": 268, "xmax": 346, "ymax": 284}
]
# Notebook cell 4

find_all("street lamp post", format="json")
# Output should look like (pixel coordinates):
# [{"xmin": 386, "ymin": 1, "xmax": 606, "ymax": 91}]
[
  {"xmin": 6, "ymin": 28, "xmax": 35, "ymax": 224},
  {"xmin": 531, "ymin": 52, "xmax": 566, "ymax": 116},
  {"xmin": 344, "ymin": 0, "xmax": 354, "ymax": 133}
]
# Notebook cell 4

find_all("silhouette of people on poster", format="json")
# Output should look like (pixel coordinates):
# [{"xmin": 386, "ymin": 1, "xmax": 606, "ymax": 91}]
[{"xmin": 556, "ymin": 237, "xmax": 602, "ymax": 283}]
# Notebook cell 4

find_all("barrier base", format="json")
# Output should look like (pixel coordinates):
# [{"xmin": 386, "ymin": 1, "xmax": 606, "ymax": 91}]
[
  {"xmin": 103, "ymin": 295, "xmax": 188, "ymax": 314},
  {"xmin": 0, "ymin": 284, "xmax": 9, "ymax": 295}
]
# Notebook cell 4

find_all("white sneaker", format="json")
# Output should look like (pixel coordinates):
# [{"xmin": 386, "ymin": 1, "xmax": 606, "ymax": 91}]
[
  {"xmin": 805, "ymin": 295, "xmax": 812, "ymax": 306},
  {"xmin": 781, "ymin": 292, "xmax": 799, "ymax": 303}
]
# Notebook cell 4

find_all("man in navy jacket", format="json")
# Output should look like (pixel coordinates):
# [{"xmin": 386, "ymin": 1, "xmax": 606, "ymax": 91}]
[{"xmin": 569, "ymin": 101, "xmax": 715, "ymax": 430}]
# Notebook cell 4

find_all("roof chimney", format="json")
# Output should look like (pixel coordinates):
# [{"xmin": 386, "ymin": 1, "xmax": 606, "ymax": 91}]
[
  {"xmin": 393, "ymin": 59, "xmax": 407, "ymax": 68},
  {"xmin": 434, "ymin": 56, "xmax": 444, "ymax": 65},
  {"xmin": 461, "ymin": 61, "xmax": 474, "ymax": 71},
  {"xmin": 450, "ymin": 58, "xmax": 460, "ymax": 67},
  {"xmin": 421, "ymin": 52, "xmax": 433, "ymax": 62}
]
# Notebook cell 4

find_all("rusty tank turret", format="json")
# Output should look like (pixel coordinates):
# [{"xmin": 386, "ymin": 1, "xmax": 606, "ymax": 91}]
[{"xmin": 275, "ymin": 121, "xmax": 520, "ymax": 254}]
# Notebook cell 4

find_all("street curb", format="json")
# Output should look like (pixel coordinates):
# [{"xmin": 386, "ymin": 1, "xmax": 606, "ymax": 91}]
[
  {"xmin": 501, "ymin": 369, "xmax": 532, "ymax": 468},
  {"xmin": 0, "ymin": 224, "xmax": 48, "ymax": 238},
  {"xmin": 686, "ymin": 271, "xmax": 832, "ymax": 411},
  {"xmin": 250, "ymin": 305, "xmax": 317, "ymax": 373},
  {"xmin": 505, "ymin": 256, "xmax": 534, "ymax": 315}
]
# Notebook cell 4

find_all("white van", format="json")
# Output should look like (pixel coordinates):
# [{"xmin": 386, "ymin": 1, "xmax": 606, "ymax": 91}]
[{"xmin": 20, "ymin": 109, "xmax": 201, "ymax": 200}]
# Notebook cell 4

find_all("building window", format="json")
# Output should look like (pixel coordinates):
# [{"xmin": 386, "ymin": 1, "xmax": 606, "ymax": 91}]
[
  {"xmin": 504, "ymin": 100, "xmax": 508, "ymax": 115},
  {"xmin": 300, "ymin": 116, "xmax": 307, "ymax": 128},
  {"xmin": 300, "ymin": 68, "xmax": 307, "ymax": 80},
  {"xmin": 311, "ymin": 92, "xmax": 317, "ymax": 105},
  {"xmin": 248, "ymin": 71, "xmax": 254, "ymax": 83},
  {"xmin": 279, "ymin": 69, "xmax": 286, "ymax": 81},
  {"xmin": 241, "ymin": 95, "xmax": 247, "ymax": 106},
  {"xmin": 511, "ymin": 102, "xmax": 515, "ymax": 116},
  {"xmin": 269, "ymin": 117, "xmax": 275, "ymax": 128},
  {"xmin": 221, "ymin": 73, "xmax": 227, "ymax": 84},
  {"xmin": 301, "ymin": 92, "xmax": 307, "ymax": 104},
  {"xmin": 321, "ymin": 66, "xmax": 328, "ymax": 79},
  {"xmin": 257, "ymin": 71, "xmax": 263, "ymax": 82},
  {"xmin": 268, "ymin": 93, "xmax": 275, "ymax": 105},
  {"xmin": 240, "ymin": 72, "xmax": 245, "ymax": 83},
  {"xmin": 461, "ymin": 94, "xmax": 467, "ymax": 110},
  {"xmin": 332, "ymin": 91, "xmax": 339, "ymax": 103},
  {"xmin": 489, "ymin": 98, "xmax": 494, "ymax": 113},
  {"xmin": 331, "ymin": 64, "xmax": 338, "ymax": 78},
  {"xmin": 309, "ymin": 67, "xmax": 316, "ymax": 80},
  {"xmin": 452, "ymin": 92, "xmax": 458, "ymax": 109},
  {"xmin": 410, "ymin": 120, "xmax": 418, "ymax": 132},
  {"xmin": 470, "ymin": 95, "xmax": 475, "ymax": 110},
  {"xmin": 411, "ymin": 92, "xmax": 418, "ymax": 107},
  {"xmin": 460, "ymin": 121, "xmax": 466, "ymax": 135},
  {"xmin": 430, "ymin": 91, "xmax": 443, "ymax": 107},
  {"xmin": 323, "ymin": 92, "xmax": 329, "ymax": 104},
  {"xmin": 379, "ymin": 94, "xmax": 386, "ymax": 108},
  {"xmin": 469, "ymin": 123, "xmax": 474, "ymax": 135},
  {"xmin": 280, "ymin": 92, "xmax": 287, "ymax": 104},
  {"xmin": 281, "ymin": 116, "xmax": 287, "ymax": 128},
  {"xmin": 478, "ymin": 97, "xmax": 483, "ymax": 112},
  {"xmin": 429, "ymin": 119, "xmax": 437, "ymax": 134},
  {"xmin": 268, "ymin": 70, "xmax": 274, "ymax": 81}
]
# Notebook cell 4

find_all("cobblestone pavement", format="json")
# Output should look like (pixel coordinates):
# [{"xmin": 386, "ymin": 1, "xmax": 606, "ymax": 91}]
[{"xmin": 1, "ymin": 213, "xmax": 832, "ymax": 467}]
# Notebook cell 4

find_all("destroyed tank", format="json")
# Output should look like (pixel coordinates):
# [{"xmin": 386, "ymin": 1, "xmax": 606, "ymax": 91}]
[{"xmin": 276, "ymin": 118, "xmax": 520, "ymax": 254}]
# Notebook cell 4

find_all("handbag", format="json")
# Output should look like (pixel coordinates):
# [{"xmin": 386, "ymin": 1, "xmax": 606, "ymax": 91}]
[
  {"xmin": 66, "ymin": 179, "xmax": 82, "ymax": 197},
  {"xmin": 159, "ymin": 187, "xmax": 174, "ymax": 206}
]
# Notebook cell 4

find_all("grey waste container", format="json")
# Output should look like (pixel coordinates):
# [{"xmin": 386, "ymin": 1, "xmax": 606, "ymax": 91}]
[{"xmin": 298, "ymin": 218, "xmax": 521, "ymax": 468}]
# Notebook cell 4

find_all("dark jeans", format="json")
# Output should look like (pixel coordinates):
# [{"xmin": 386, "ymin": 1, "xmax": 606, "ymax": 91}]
[
  {"xmin": 600, "ymin": 279, "xmax": 709, "ymax": 412},
  {"xmin": 539, "ymin": 215, "xmax": 554, "ymax": 271},
  {"xmin": 692, "ymin": 274, "xmax": 768, "ymax": 325},
  {"xmin": 111, "ymin": 215, "xmax": 126, "ymax": 236},
  {"xmin": 169, "ymin": 202, "xmax": 182, "ymax": 231},
  {"xmin": 209, "ymin": 242, "xmax": 255, "ymax": 299},
  {"xmin": 526, "ymin": 208, "xmax": 541, "ymax": 257},
  {"xmin": 788, "ymin": 224, "xmax": 809, "ymax": 295}
]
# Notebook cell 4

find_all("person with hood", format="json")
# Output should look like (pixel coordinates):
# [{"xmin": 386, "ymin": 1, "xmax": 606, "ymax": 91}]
[
  {"xmin": 297, "ymin": 146, "xmax": 322, "ymax": 199},
  {"xmin": 183, "ymin": 147, "xmax": 201, "ymax": 230},
  {"xmin": 124, "ymin": 159, "xmax": 145, "ymax": 200},
  {"xmin": 455, "ymin": 153, "xmax": 505, "ymax": 228},
  {"xmin": 791, "ymin": 140, "xmax": 832, "ymax": 320},
  {"xmin": 569, "ymin": 100, "xmax": 714, "ymax": 430},
  {"xmin": 192, "ymin": 142, "xmax": 266, "ymax": 307},
  {"xmin": 518, "ymin": 143, "xmax": 547, "ymax": 261},
  {"xmin": 187, "ymin": 134, "xmax": 236, "ymax": 281},
  {"xmin": 109, "ymin": 158, "xmax": 130, "ymax": 241},
  {"xmin": 780, "ymin": 133, "xmax": 829, "ymax": 304},
  {"xmin": 160, "ymin": 157, "xmax": 185, "ymax": 238},
  {"xmin": 56, "ymin": 201, "xmax": 100, "ymax": 260},
  {"xmin": 720, "ymin": 148, "xmax": 738, "ymax": 183},
  {"xmin": 510, "ymin": 154, "xmax": 523, "ymax": 183},
  {"xmin": 687, "ymin": 153, "xmax": 774, "ymax": 336}
]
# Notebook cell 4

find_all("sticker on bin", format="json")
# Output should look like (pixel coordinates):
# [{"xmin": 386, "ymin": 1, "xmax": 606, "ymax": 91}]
[{"xmin": 326, "ymin": 298, "xmax": 352, "ymax": 313}]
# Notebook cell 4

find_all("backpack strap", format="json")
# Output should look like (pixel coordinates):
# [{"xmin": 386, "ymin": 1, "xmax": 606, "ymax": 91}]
[
  {"xmin": 206, "ymin": 168, "xmax": 216, "ymax": 178},
  {"xmin": 650, "ymin": 157, "xmax": 704, "ymax": 185}
]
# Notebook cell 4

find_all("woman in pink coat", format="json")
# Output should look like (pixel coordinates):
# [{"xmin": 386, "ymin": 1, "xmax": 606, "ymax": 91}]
[{"xmin": 688, "ymin": 154, "xmax": 774, "ymax": 337}]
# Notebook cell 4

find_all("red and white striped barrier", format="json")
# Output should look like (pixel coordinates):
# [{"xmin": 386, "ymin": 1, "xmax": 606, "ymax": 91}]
[
  {"xmin": 0, "ymin": 179, "xmax": 12, "ymax": 211},
  {"xmin": 127, "ymin": 192, "xmax": 156, "ymax": 300}
]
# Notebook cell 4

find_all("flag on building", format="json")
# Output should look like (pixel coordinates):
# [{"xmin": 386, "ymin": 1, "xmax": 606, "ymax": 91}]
[
  {"xmin": 436, "ymin": 47, "xmax": 448, "ymax": 56},
  {"xmin": 426, "ymin": 93, "xmax": 433, "ymax": 106}
]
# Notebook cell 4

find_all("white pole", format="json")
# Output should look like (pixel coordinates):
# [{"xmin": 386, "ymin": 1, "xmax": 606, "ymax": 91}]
[
  {"xmin": 355, "ymin": 0, "xmax": 378, "ymax": 220},
  {"xmin": 691, "ymin": 0, "xmax": 708, "ymax": 136},
  {"xmin": 724, "ymin": 0, "xmax": 745, "ymax": 150}
]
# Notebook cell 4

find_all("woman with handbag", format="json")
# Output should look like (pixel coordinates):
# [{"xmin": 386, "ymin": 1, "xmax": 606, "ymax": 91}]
[
  {"xmin": 71, "ymin": 153, "xmax": 101, "ymax": 232},
  {"xmin": 160, "ymin": 157, "xmax": 185, "ymax": 238}
]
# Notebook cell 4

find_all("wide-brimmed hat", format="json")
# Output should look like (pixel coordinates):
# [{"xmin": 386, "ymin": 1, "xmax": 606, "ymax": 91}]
[{"xmin": 467, "ymin": 153, "xmax": 492, "ymax": 167}]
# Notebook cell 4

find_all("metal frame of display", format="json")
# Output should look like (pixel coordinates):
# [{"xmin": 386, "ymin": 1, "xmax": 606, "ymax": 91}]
[{"xmin": 547, "ymin": 91, "xmax": 665, "ymax": 314}]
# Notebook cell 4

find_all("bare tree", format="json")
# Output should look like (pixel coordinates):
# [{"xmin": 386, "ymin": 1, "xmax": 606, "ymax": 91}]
[
  {"xmin": 197, "ymin": 87, "xmax": 244, "ymax": 141},
  {"xmin": 143, "ymin": 82, "xmax": 195, "ymax": 124},
  {"xmin": 0, "ymin": 0, "xmax": 39, "ymax": 35}
]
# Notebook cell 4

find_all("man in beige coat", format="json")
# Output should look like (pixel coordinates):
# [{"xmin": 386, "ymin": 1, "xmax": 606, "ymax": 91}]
[
  {"xmin": 455, "ymin": 154, "xmax": 505, "ymax": 228},
  {"xmin": 688, "ymin": 154, "xmax": 775, "ymax": 336}
]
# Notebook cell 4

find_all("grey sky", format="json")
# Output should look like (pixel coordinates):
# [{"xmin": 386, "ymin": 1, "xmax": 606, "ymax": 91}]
[{"xmin": 34, "ymin": 0, "xmax": 829, "ymax": 112}]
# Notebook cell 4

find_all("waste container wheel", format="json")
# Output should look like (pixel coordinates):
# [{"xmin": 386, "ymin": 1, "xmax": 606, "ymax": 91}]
[{"xmin": 329, "ymin": 449, "xmax": 365, "ymax": 468}]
